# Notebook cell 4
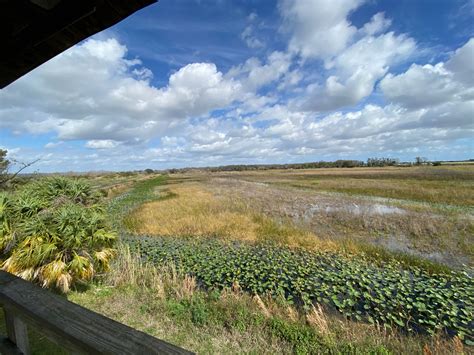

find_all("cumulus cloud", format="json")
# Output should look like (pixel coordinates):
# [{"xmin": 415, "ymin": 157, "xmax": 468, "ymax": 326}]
[
  {"xmin": 445, "ymin": 38, "xmax": 474, "ymax": 85},
  {"xmin": 0, "ymin": 39, "xmax": 241, "ymax": 144},
  {"xmin": 299, "ymin": 32, "xmax": 416, "ymax": 111},
  {"xmin": 85, "ymin": 140, "xmax": 120, "ymax": 149},
  {"xmin": 380, "ymin": 38, "xmax": 474, "ymax": 109},
  {"xmin": 279, "ymin": 0, "xmax": 365, "ymax": 59},
  {"xmin": 1, "ymin": 12, "xmax": 471, "ymax": 172},
  {"xmin": 228, "ymin": 51, "xmax": 292, "ymax": 92},
  {"xmin": 362, "ymin": 12, "xmax": 392, "ymax": 36}
]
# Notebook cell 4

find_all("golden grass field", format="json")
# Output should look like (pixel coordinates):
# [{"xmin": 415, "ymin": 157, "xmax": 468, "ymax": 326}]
[
  {"xmin": 124, "ymin": 165, "xmax": 473, "ymax": 267},
  {"xmin": 125, "ymin": 183, "xmax": 331, "ymax": 251}
]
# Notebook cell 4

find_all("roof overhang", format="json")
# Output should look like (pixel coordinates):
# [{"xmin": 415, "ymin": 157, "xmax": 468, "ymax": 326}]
[{"xmin": 0, "ymin": 0, "xmax": 157, "ymax": 88}]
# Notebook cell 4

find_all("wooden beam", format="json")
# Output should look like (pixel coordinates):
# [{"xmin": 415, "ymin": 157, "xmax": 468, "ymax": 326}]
[
  {"xmin": 4, "ymin": 308, "xmax": 30, "ymax": 355},
  {"xmin": 0, "ymin": 0, "xmax": 158, "ymax": 88},
  {"xmin": 0, "ymin": 271, "xmax": 192, "ymax": 354}
]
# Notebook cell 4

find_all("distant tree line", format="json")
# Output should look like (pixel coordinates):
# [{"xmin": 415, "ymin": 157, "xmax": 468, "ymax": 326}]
[
  {"xmin": 204, "ymin": 160, "xmax": 366, "ymax": 172},
  {"xmin": 160, "ymin": 157, "xmax": 443, "ymax": 174},
  {"xmin": 366, "ymin": 157, "xmax": 399, "ymax": 167}
]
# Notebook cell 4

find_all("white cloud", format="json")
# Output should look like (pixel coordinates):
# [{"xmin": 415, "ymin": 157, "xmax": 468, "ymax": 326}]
[
  {"xmin": 1, "ymin": 18, "xmax": 471, "ymax": 172},
  {"xmin": 228, "ymin": 51, "xmax": 292, "ymax": 92},
  {"xmin": 240, "ymin": 12, "xmax": 265, "ymax": 49},
  {"xmin": 445, "ymin": 38, "xmax": 474, "ymax": 85},
  {"xmin": 380, "ymin": 64, "xmax": 462, "ymax": 109},
  {"xmin": 279, "ymin": 0, "xmax": 365, "ymax": 59},
  {"xmin": 380, "ymin": 38, "xmax": 474, "ymax": 109},
  {"xmin": 299, "ymin": 32, "xmax": 416, "ymax": 111},
  {"xmin": 85, "ymin": 140, "xmax": 119, "ymax": 149},
  {"xmin": 44, "ymin": 141, "xmax": 63, "ymax": 149},
  {"xmin": 0, "ymin": 39, "xmax": 241, "ymax": 143},
  {"xmin": 241, "ymin": 26, "xmax": 264, "ymax": 49},
  {"xmin": 362, "ymin": 12, "xmax": 392, "ymax": 36}
]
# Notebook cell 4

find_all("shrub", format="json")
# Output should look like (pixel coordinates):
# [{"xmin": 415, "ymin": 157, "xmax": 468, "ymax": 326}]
[{"xmin": 0, "ymin": 177, "xmax": 116, "ymax": 292}]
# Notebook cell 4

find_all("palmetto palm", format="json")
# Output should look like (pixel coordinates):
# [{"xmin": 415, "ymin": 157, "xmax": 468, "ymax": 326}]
[{"xmin": 0, "ymin": 177, "xmax": 116, "ymax": 292}]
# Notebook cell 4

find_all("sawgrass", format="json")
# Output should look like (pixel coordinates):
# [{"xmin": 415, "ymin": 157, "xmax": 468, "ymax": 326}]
[{"xmin": 124, "ymin": 183, "xmax": 334, "ymax": 251}]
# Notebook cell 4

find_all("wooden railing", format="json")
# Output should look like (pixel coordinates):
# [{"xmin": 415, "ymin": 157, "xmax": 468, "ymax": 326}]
[{"xmin": 0, "ymin": 271, "xmax": 192, "ymax": 354}]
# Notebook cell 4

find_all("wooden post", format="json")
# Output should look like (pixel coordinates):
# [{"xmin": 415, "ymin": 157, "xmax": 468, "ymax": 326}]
[{"xmin": 3, "ymin": 307, "xmax": 30, "ymax": 355}]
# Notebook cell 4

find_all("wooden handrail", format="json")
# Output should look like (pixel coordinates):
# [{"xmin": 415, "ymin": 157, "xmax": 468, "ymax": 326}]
[{"xmin": 0, "ymin": 271, "xmax": 192, "ymax": 355}]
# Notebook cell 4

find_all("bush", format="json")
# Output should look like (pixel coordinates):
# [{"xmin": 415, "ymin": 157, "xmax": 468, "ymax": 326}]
[{"xmin": 0, "ymin": 177, "xmax": 116, "ymax": 292}]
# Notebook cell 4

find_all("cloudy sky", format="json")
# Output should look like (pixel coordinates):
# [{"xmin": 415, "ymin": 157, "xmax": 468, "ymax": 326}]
[{"xmin": 1, "ymin": 0, "xmax": 473, "ymax": 172}]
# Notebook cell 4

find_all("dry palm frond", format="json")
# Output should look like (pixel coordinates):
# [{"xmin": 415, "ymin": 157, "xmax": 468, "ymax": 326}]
[
  {"xmin": 69, "ymin": 253, "xmax": 94, "ymax": 280},
  {"xmin": 40, "ymin": 259, "xmax": 68, "ymax": 288},
  {"xmin": 56, "ymin": 272, "xmax": 73, "ymax": 293},
  {"xmin": 94, "ymin": 248, "xmax": 116, "ymax": 270}
]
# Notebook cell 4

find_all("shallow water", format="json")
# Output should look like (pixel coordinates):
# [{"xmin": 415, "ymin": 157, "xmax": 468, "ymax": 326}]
[{"xmin": 305, "ymin": 202, "xmax": 406, "ymax": 218}]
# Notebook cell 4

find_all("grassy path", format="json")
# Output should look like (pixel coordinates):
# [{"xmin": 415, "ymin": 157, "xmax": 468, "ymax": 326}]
[{"xmin": 107, "ymin": 175, "xmax": 168, "ymax": 230}]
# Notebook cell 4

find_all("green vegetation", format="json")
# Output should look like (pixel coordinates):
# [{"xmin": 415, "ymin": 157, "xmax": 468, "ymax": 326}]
[
  {"xmin": 126, "ymin": 236, "xmax": 474, "ymax": 341},
  {"xmin": 107, "ymin": 175, "xmax": 168, "ymax": 228},
  {"xmin": 0, "ymin": 177, "xmax": 116, "ymax": 292},
  {"xmin": 69, "ymin": 246, "xmax": 468, "ymax": 354},
  {"xmin": 2, "ymin": 165, "xmax": 473, "ymax": 354}
]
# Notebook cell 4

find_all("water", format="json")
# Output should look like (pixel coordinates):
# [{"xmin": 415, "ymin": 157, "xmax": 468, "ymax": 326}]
[{"xmin": 305, "ymin": 202, "xmax": 406, "ymax": 218}]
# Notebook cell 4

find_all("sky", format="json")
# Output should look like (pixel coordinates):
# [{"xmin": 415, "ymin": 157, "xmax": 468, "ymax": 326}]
[{"xmin": 0, "ymin": 0, "xmax": 473, "ymax": 172}]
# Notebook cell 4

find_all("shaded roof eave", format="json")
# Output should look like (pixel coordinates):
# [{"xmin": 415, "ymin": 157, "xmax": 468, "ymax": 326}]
[{"xmin": 0, "ymin": 0, "xmax": 157, "ymax": 89}]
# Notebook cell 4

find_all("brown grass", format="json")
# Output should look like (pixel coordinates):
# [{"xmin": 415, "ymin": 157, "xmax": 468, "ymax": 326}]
[
  {"xmin": 125, "ymin": 183, "xmax": 337, "ymax": 251},
  {"xmin": 208, "ymin": 165, "xmax": 474, "ymax": 206},
  {"xmin": 126, "ymin": 184, "xmax": 260, "ymax": 242},
  {"xmin": 306, "ymin": 304, "xmax": 330, "ymax": 336},
  {"xmin": 282, "ymin": 178, "xmax": 473, "ymax": 207}
]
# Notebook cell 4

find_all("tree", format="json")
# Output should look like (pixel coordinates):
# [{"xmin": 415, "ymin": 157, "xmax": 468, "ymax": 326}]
[
  {"xmin": 0, "ymin": 149, "xmax": 39, "ymax": 188},
  {"xmin": 415, "ymin": 157, "xmax": 428, "ymax": 165},
  {"xmin": 0, "ymin": 149, "xmax": 10, "ymax": 177}
]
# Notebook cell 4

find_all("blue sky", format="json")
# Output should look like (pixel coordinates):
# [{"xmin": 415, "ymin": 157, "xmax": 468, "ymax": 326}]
[{"xmin": 1, "ymin": 0, "xmax": 473, "ymax": 172}]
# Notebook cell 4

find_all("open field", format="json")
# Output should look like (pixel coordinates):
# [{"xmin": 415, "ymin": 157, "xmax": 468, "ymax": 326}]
[
  {"xmin": 68, "ymin": 166, "xmax": 474, "ymax": 353},
  {"xmin": 207, "ymin": 165, "xmax": 474, "ymax": 207},
  {"xmin": 127, "ymin": 166, "xmax": 474, "ymax": 267},
  {"xmin": 2, "ymin": 166, "xmax": 473, "ymax": 354}
]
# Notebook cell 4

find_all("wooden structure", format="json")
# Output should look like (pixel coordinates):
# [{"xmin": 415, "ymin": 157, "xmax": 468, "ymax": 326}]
[
  {"xmin": 0, "ymin": 271, "xmax": 192, "ymax": 354},
  {"xmin": 1, "ymin": 3, "xmax": 192, "ymax": 353},
  {"xmin": 1, "ymin": 0, "xmax": 157, "ymax": 88}
]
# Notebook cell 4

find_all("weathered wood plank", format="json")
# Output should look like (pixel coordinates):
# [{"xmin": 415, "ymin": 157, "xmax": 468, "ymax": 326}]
[
  {"xmin": 0, "ymin": 272, "xmax": 17, "ymax": 285},
  {"xmin": 4, "ymin": 307, "xmax": 30, "ymax": 355},
  {"xmin": 0, "ymin": 271, "xmax": 192, "ymax": 355}
]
